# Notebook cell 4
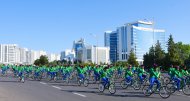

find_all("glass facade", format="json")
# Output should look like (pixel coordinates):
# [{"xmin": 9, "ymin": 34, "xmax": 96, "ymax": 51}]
[
  {"xmin": 105, "ymin": 20, "xmax": 165, "ymax": 64},
  {"xmin": 154, "ymin": 31, "xmax": 166, "ymax": 50},
  {"xmin": 73, "ymin": 39, "xmax": 85, "ymax": 60},
  {"xmin": 117, "ymin": 26, "xmax": 128, "ymax": 61},
  {"xmin": 132, "ymin": 26, "xmax": 165, "ymax": 62},
  {"xmin": 75, "ymin": 44, "xmax": 83, "ymax": 58},
  {"xmin": 109, "ymin": 32, "xmax": 118, "ymax": 62},
  {"xmin": 132, "ymin": 27, "xmax": 154, "ymax": 61},
  {"xmin": 104, "ymin": 32, "xmax": 110, "ymax": 47},
  {"xmin": 104, "ymin": 31, "xmax": 118, "ymax": 63}
]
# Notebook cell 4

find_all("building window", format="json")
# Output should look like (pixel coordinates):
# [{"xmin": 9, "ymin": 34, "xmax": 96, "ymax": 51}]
[{"xmin": 87, "ymin": 49, "xmax": 91, "ymax": 59}]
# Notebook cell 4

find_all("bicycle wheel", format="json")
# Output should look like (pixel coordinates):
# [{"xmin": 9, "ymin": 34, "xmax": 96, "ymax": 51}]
[
  {"xmin": 92, "ymin": 76, "xmax": 98, "ymax": 83},
  {"xmin": 120, "ymin": 80, "xmax": 128, "ymax": 89},
  {"xmin": 164, "ymin": 77, "xmax": 170, "ymax": 85},
  {"xmin": 21, "ymin": 77, "xmax": 25, "ymax": 83},
  {"xmin": 38, "ymin": 76, "xmax": 42, "ymax": 81},
  {"xmin": 65, "ymin": 77, "xmax": 70, "ymax": 84},
  {"xmin": 142, "ymin": 85, "xmax": 152, "ymax": 96},
  {"xmin": 54, "ymin": 77, "xmax": 57, "ymax": 82},
  {"xmin": 47, "ymin": 75, "xmax": 52, "ymax": 81},
  {"xmin": 98, "ymin": 83, "xmax": 105, "ymax": 92},
  {"xmin": 109, "ymin": 83, "xmax": 116, "ymax": 94},
  {"xmin": 169, "ymin": 85, "xmax": 176, "ymax": 94},
  {"xmin": 84, "ymin": 79, "xmax": 89, "ymax": 87},
  {"xmin": 77, "ymin": 79, "xmax": 82, "ymax": 86},
  {"xmin": 182, "ymin": 85, "xmax": 190, "ymax": 96},
  {"xmin": 133, "ymin": 80, "xmax": 141, "ymax": 90},
  {"xmin": 159, "ymin": 86, "xmax": 171, "ymax": 99}
]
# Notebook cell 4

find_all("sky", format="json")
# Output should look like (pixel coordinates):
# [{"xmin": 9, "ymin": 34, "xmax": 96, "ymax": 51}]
[{"xmin": 0, "ymin": 0, "xmax": 190, "ymax": 53}]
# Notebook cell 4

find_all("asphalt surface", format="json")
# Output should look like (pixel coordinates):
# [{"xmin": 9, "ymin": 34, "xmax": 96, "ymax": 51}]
[{"xmin": 0, "ymin": 76, "xmax": 190, "ymax": 101}]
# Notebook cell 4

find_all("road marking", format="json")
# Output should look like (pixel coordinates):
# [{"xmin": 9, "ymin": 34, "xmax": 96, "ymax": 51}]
[
  {"xmin": 176, "ymin": 94, "xmax": 190, "ymax": 98},
  {"xmin": 40, "ymin": 82, "xmax": 47, "ymax": 85},
  {"xmin": 52, "ymin": 86, "xmax": 62, "ymax": 90},
  {"xmin": 73, "ymin": 92, "xmax": 87, "ymax": 97}
]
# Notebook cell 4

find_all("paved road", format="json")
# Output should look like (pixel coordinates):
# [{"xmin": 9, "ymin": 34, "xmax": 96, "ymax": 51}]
[{"xmin": 0, "ymin": 76, "xmax": 189, "ymax": 101}]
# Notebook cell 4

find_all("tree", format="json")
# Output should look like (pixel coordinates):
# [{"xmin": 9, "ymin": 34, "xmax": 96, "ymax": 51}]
[
  {"xmin": 154, "ymin": 41, "xmax": 166, "ymax": 66},
  {"xmin": 175, "ymin": 42, "xmax": 190, "ymax": 64},
  {"xmin": 167, "ymin": 34, "xmax": 180, "ymax": 65},
  {"xmin": 143, "ymin": 34, "xmax": 190, "ymax": 69},
  {"xmin": 127, "ymin": 50, "xmax": 138, "ymax": 66},
  {"xmin": 143, "ymin": 53, "xmax": 149, "ymax": 67},
  {"xmin": 34, "ymin": 55, "xmax": 49, "ymax": 66},
  {"xmin": 185, "ymin": 55, "xmax": 190, "ymax": 69},
  {"xmin": 49, "ymin": 60, "xmax": 58, "ymax": 66},
  {"xmin": 61, "ymin": 59, "xmax": 67, "ymax": 64},
  {"xmin": 39, "ymin": 55, "xmax": 49, "ymax": 66},
  {"xmin": 143, "ymin": 46, "xmax": 154, "ymax": 68},
  {"xmin": 115, "ymin": 61, "xmax": 128, "ymax": 67},
  {"xmin": 34, "ymin": 59, "xmax": 40, "ymax": 66}
]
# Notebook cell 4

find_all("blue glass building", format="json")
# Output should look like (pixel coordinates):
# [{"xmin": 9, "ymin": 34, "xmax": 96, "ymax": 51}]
[
  {"xmin": 117, "ymin": 20, "xmax": 166, "ymax": 64},
  {"xmin": 104, "ymin": 31, "xmax": 118, "ymax": 63},
  {"xmin": 72, "ymin": 38, "xmax": 85, "ymax": 61},
  {"xmin": 132, "ymin": 25, "xmax": 165, "ymax": 64}
]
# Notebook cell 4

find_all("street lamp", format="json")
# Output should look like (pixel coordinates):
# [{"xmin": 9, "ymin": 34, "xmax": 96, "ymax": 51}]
[
  {"xmin": 90, "ymin": 33, "xmax": 99, "ymax": 64},
  {"xmin": 152, "ymin": 18, "xmax": 155, "ymax": 65}
]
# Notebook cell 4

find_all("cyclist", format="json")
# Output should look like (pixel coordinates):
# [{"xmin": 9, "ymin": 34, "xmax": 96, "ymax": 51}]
[
  {"xmin": 132, "ymin": 66, "xmax": 137, "ymax": 73},
  {"xmin": 168, "ymin": 65, "xmax": 175, "ymax": 80},
  {"xmin": 137, "ymin": 65, "xmax": 147, "ymax": 84},
  {"xmin": 100, "ymin": 67, "xmax": 109, "ymax": 86},
  {"xmin": 124, "ymin": 65, "xmax": 133, "ymax": 84},
  {"xmin": 180, "ymin": 65, "xmax": 189, "ymax": 86},
  {"xmin": 1, "ymin": 64, "xmax": 8, "ymax": 75},
  {"xmin": 76, "ymin": 66, "xmax": 85, "ymax": 80},
  {"xmin": 93, "ymin": 65, "xmax": 101, "ymax": 81},
  {"xmin": 117, "ymin": 66, "xmax": 123, "ymax": 77},
  {"xmin": 148, "ymin": 64, "xmax": 161, "ymax": 92},
  {"xmin": 181, "ymin": 66, "xmax": 189, "ymax": 77},
  {"xmin": 173, "ymin": 66, "xmax": 182, "ymax": 91},
  {"xmin": 18, "ymin": 65, "xmax": 25, "ymax": 81}
]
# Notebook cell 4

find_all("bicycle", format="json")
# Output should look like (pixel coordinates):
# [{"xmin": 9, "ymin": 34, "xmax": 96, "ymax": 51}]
[
  {"xmin": 98, "ymin": 78, "xmax": 116, "ymax": 94},
  {"xmin": 167, "ymin": 76, "xmax": 190, "ymax": 96},
  {"xmin": 142, "ymin": 81, "xmax": 171, "ymax": 99}
]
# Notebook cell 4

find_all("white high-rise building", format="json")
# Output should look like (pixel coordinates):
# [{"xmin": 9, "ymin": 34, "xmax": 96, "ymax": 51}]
[
  {"xmin": 0, "ymin": 44, "xmax": 58, "ymax": 65},
  {"xmin": 79, "ymin": 45, "xmax": 110, "ymax": 64},
  {"xmin": 0, "ymin": 44, "xmax": 20, "ymax": 64},
  {"xmin": 26, "ymin": 50, "xmax": 35, "ymax": 64},
  {"xmin": 19, "ymin": 48, "xmax": 28, "ymax": 64},
  {"xmin": 25, "ymin": 50, "xmax": 47, "ymax": 64},
  {"xmin": 48, "ymin": 54, "xmax": 60, "ymax": 62}
]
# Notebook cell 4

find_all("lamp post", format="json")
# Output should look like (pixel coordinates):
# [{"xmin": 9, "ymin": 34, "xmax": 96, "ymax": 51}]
[
  {"xmin": 90, "ymin": 34, "xmax": 99, "ymax": 64},
  {"xmin": 152, "ymin": 18, "xmax": 155, "ymax": 65}
]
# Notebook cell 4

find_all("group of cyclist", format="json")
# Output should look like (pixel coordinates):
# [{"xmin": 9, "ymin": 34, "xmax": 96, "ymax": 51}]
[{"xmin": 0, "ymin": 63, "xmax": 190, "ymax": 98}]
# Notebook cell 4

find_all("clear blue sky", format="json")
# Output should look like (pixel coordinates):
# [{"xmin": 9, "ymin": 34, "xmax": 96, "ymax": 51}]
[{"xmin": 0, "ymin": 0, "xmax": 189, "ymax": 53}]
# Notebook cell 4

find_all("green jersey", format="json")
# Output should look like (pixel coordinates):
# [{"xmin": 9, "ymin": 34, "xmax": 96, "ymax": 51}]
[
  {"xmin": 181, "ymin": 70, "xmax": 189, "ymax": 76},
  {"xmin": 138, "ymin": 68, "xmax": 145, "ymax": 76},
  {"xmin": 77, "ymin": 67, "xmax": 84, "ymax": 74},
  {"xmin": 100, "ymin": 70, "xmax": 107, "ymax": 78},
  {"xmin": 125, "ymin": 68, "xmax": 133, "ymax": 77},
  {"xmin": 149, "ymin": 68, "xmax": 160, "ymax": 79},
  {"xmin": 174, "ymin": 70, "xmax": 182, "ymax": 78}
]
